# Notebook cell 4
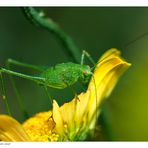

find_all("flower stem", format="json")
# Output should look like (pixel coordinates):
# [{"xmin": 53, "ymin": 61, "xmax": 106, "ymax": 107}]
[{"xmin": 22, "ymin": 7, "xmax": 81, "ymax": 63}]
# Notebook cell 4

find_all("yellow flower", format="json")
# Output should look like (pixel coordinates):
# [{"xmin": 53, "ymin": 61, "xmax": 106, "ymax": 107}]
[{"xmin": 0, "ymin": 48, "xmax": 131, "ymax": 141}]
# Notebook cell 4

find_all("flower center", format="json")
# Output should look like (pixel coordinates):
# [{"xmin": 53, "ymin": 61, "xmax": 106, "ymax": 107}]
[{"xmin": 22, "ymin": 111, "xmax": 59, "ymax": 141}]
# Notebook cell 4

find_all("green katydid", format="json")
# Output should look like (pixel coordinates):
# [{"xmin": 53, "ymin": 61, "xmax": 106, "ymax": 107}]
[
  {"xmin": 0, "ymin": 50, "xmax": 97, "ymax": 116},
  {"xmin": 0, "ymin": 51, "xmax": 94, "ymax": 89}
]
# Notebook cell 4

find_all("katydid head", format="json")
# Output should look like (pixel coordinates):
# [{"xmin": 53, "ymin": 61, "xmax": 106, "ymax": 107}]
[{"xmin": 80, "ymin": 65, "xmax": 93, "ymax": 84}]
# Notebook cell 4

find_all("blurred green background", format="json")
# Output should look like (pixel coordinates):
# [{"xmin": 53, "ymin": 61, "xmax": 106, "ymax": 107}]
[{"xmin": 0, "ymin": 7, "xmax": 148, "ymax": 141}]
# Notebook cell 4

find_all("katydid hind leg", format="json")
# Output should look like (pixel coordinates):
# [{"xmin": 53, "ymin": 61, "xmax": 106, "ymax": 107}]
[
  {"xmin": 1, "ymin": 68, "xmax": 45, "ymax": 84},
  {"xmin": 6, "ymin": 63, "xmax": 29, "ymax": 119},
  {"xmin": 0, "ymin": 68, "xmax": 45, "ymax": 117},
  {"xmin": 43, "ymin": 86, "xmax": 53, "ymax": 106},
  {"xmin": 0, "ymin": 72, "xmax": 12, "ymax": 116},
  {"xmin": 6, "ymin": 58, "xmax": 45, "ymax": 72}
]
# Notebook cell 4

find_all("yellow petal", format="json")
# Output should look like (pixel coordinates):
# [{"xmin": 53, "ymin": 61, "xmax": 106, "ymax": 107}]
[
  {"xmin": 87, "ymin": 48, "xmax": 131, "ymax": 125},
  {"xmin": 99, "ymin": 48, "xmax": 121, "ymax": 62},
  {"xmin": 58, "ymin": 92, "xmax": 91, "ymax": 132},
  {"xmin": 52, "ymin": 92, "xmax": 91, "ymax": 139},
  {"xmin": 74, "ymin": 91, "xmax": 91, "ymax": 126},
  {"xmin": 52, "ymin": 100, "xmax": 64, "ymax": 134},
  {"xmin": 0, "ymin": 115, "xmax": 30, "ymax": 141},
  {"xmin": 59, "ymin": 98, "xmax": 76, "ymax": 130}
]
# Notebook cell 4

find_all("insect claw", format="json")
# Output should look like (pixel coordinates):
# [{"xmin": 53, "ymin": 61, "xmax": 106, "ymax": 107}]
[{"xmin": 75, "ymin": 94, "xmax": 80, "ymax": 102}]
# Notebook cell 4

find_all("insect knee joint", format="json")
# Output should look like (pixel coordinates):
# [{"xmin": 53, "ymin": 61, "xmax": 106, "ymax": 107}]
[{"xmin": 7, "ymin": 58, "xmax": 13, "ymax": 63}]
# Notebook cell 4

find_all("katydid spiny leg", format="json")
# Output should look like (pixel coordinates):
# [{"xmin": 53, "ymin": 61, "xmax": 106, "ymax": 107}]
[
  {"xmin": 6, "ymin": 58, "xmax": 46, "ymax": 72},
  {"xmin": 0, "ymin": 71, "xmax": 12, "ymax": 116},
  {"xmin": 6, "ymin": 60, "xmax": 31, "ymax": 119},
  {"xmin": 81, "ymin": 50, "xmax": 95, "ymax": 65},
  {"xmin": 43, "ymin": 86, "xmax": 53, "ymax": 105}
]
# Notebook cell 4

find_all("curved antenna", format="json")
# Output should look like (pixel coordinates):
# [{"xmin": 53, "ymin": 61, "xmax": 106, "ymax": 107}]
[
  {"xmin": 22, "ymin": 7, "xmax": 81, "ymax": 63},
  {"xmin": 91, "ymin": 74, "xmax": 98, "ymax": 134},
  {"xmin": 124, "ymin": 32, "xmax": 148, "ymax": 49}
]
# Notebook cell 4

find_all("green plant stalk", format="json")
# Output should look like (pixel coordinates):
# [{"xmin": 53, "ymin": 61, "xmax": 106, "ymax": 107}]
[{"xmin": 22, "ymin": 7, "xmax": 81, "ymax": 63}]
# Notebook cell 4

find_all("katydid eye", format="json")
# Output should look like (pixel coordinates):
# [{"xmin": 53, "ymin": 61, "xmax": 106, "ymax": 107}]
[{"xmin": 84, "ymin": 71, "xmax": 88, "ymax": 75}]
